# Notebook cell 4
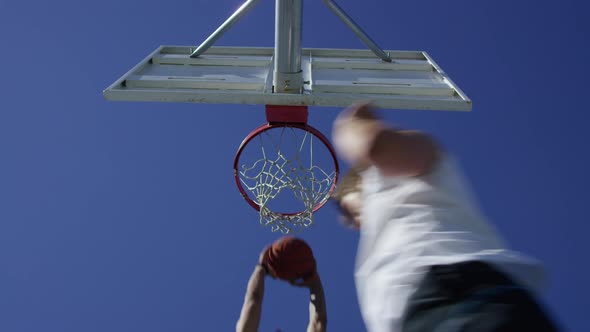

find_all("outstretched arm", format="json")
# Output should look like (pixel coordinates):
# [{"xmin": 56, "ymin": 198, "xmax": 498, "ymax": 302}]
[
  {"xmin": 306, "ymin": 276, "xmax": 327, "ymax": 332},
  {"xmin": 333, "ymin": 102, "xmax": 439, "ymax": 177},
  {"xmin": 236, "ymin": 265, "xmax": 266, "ymax": 332}
]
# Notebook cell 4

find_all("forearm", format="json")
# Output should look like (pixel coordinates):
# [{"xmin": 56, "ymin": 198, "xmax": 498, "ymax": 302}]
[
  {"xmin": 333, "ymin": 103, "xmax": 439, "ymax": 176},
  {"xmin": 306, "ymin": 276, "xmax": 327, "ymax": 332},
  {"xmin": 246, "ymin": 265, "xmax": 266, "ymax": 301},
  {"xmin": 369, "ymin": 129, "xmax": 439, "ymax": 177},
  {"xmin": 236, "ymin": 265, "xmax": 266, "ymax": 332}
]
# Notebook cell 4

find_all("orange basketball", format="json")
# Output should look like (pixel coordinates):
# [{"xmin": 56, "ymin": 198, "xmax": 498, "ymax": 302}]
[{"xmin": 263, "ymin": 237, "xmax": 317, "ymax": 282}]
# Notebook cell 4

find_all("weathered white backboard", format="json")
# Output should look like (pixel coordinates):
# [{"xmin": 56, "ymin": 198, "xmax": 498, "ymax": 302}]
[{"xmin": 104, "ymin": 46, "xmax": 471, "ymax": 111}]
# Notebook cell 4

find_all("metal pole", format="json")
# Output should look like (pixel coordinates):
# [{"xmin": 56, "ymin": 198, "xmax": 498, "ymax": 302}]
[
  {"xmin": 321, "ymin": 0, "xmax": 392, "ymax": 62},
  {"xmin": 273, "ymin": 0, "xmax": 304, "ymax": 93},
  {"xmin": 191, "ymin": 0, "xmax": 263, "ymax": 58}
]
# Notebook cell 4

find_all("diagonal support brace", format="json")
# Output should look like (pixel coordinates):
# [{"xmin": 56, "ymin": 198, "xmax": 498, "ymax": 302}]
[
  {"xmin": 321, "ymin": 0, "xmax": 392, "ymax": 62},
  {"xmin": 190, "ymin": 0, "xmax": 263, "ymax": 58}
]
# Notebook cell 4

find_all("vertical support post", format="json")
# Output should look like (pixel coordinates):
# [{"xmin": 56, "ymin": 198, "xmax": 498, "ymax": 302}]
[{"xmin": 273, "ymin": 0, "xmax": 304, "ymax": 93}]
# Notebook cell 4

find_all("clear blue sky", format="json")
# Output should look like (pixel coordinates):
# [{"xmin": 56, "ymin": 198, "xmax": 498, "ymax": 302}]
[{"xmin": 1, "ymin": 0, "xmax": 588, "ymax": 331}]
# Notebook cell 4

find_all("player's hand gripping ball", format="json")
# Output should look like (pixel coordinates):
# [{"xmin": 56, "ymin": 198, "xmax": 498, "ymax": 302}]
[{"xmin": 262, "ymin": 237, "xmax": 318, "ymax": 285}]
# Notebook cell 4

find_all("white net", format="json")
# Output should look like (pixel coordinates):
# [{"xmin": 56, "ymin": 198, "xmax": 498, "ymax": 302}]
[{"xmin": 238, "ymin": 126, "xmax": 337, "ymax": 233}]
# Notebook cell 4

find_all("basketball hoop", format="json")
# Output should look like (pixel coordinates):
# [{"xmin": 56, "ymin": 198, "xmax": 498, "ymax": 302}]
[{"xmin": 234, "ymin": 106, "xmax": 339, "ymax": 233}]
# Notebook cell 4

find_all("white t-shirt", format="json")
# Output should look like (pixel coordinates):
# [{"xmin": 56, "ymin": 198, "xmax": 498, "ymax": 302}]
[{"xmin": 354, "ymin": 154, "xmax": 544, "ymax": 332}]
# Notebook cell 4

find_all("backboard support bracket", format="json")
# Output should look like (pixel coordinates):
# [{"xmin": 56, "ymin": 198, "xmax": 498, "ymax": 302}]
[{"xmin": 190, "ymin": 0, "xmax": 392, "ymax": 95}]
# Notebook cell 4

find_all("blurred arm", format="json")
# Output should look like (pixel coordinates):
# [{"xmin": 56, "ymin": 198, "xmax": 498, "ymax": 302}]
[
  {"xmin": 236, "ymin": 265, "xmax": 266, "ymax": 332},
  {"xmin": 369, "ymin": 129, "xmax": 439, "ymax": 177},
  {"xmin": 333, "ymin": 103, "xmax": 439, "ymax": 177},
  {"xmin": 306, "ymin": 276, "xmax": 327, "ymax": 332}
]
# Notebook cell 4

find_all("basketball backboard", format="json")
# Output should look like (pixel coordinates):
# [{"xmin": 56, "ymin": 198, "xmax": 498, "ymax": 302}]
[
  {"xmin": 103, "ymin": 0, "xmax": 473, "ymax": 232},
  {"xmin": 103, "ymin": 45, "xmax": 471, "ymax": 111}
]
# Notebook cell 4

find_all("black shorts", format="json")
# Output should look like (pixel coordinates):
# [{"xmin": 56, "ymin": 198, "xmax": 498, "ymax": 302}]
[{"xmin": 401, "ymin": 261, "xmax": 560, "ymax": 332}]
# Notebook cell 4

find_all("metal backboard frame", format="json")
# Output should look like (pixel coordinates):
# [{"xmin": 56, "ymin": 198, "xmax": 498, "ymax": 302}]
[{"xmin": 104, "ymin": 46, "xmax": 471, "ymax": 111}]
